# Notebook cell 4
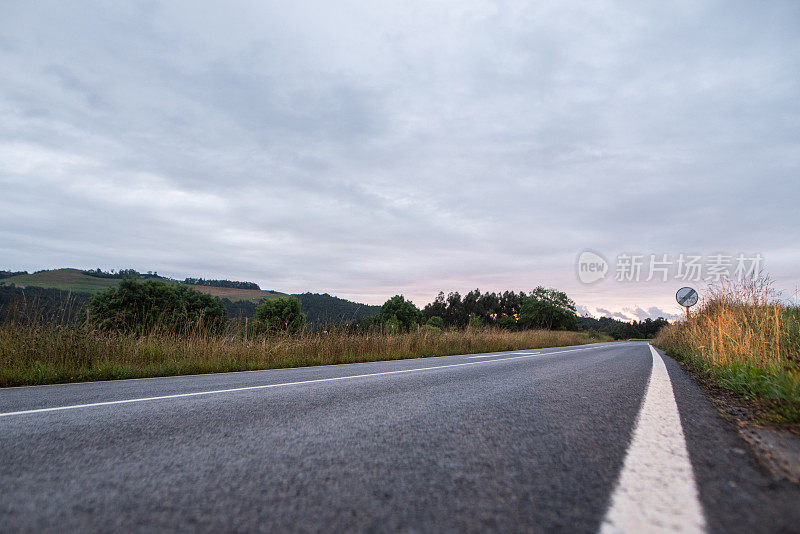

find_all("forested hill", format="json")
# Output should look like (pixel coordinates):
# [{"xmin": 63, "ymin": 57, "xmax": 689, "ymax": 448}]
[
  {"xmin": 209, "ymin": 293, "xmax": 381, "ymax": 325},
  {"xmin": 576, "ymin": 315, "xmax": 668, "ymax": 340},
  {"xmin": 294, "ymin": 293, "xmax": 381, "ymax": 325},
  {"xmin": 1, "ymin": 269, "xmax": 382, "ymax": 325}
]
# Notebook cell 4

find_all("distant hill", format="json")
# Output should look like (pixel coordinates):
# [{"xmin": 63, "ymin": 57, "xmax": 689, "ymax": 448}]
[
  {"xmin": 217, "ymin": 293, "xmax": 381, "ymax": 325},
  {"xmin": 0, "ymin": 269, "xmax": 287, "ymax": 304},
  {"xmin": 0, "ymin": 284, "xmax": 91, "ymax": 325},
  {"xmin": 294, "ymin": 293, "xmax": 381, "ymax": 325},
  {"xmin": 0, "ymin": 269, "xmax": 382, "ymax": 324},
  {"xmin": 0, "ymin": 269, "xmax": 120, "ymax": 293}
]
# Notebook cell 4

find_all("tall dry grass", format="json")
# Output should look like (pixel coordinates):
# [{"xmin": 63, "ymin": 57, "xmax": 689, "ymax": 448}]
[
  {"xmin": 654, "ymin": 277, "xmax": 800, "ymax": 422},
  {"xmin": 0, "ymin": 324, "xmax": 608, "ymax": 387}
]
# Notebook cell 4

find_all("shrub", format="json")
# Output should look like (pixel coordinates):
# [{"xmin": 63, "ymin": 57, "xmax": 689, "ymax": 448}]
[
  {"xmin": 88, "ymin": 279, "xmax": 226, "ymax": 335},
  {"xmin": 254, "ymin": 297, "xmax": 306, "ymax": 336},
  {"xmin": 420, "ymin": 324, "xmax": 442, "ymax": 335},
  {"xmin": 496, "ymin": 314, "xmax": 517, "ymax": 331},
  {"xmin": 426, "ymin": 316, "xmax": 444, "ymax": 329},
  {"xmin": 380, "ymin": 295, "xmax": 421, "ymax": 331}
]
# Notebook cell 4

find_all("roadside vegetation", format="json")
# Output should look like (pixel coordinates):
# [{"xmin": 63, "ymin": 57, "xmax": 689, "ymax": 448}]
[
  {"xmin": 0, "ymin": 278, "xmax": 615, "ymax": 387},
  {"xmin": 654, "ymin": 278, "xmax": 800, "ymax": 424},
  {"xmin": 0, "ymin": 324, "xmax": 605, "ymax": 387},
  {"xmin": 87, "ymin": 279, "xmax": 227, "ymax": 335}
]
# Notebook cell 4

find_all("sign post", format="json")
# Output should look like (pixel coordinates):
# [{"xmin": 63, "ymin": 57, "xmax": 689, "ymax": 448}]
[{"xmin": 676, "ymin": 286, "xmax": 699, "ymax": 319}]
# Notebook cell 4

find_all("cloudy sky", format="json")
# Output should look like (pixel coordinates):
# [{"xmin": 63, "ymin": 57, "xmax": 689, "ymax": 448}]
[{"xmin": 1, "ymin": 1, "xmax": 798, "ymax": 319}]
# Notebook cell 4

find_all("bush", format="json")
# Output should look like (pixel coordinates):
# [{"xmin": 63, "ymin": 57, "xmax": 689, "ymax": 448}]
[
  {"xmin": 426, "ymin": 316, "xmax": 444, "ymax": 329},
  {"xmin": 254, "ymin": 297, "xmax": 306, "ymax": 336},
  {"xmin": 380, "ymin": 295, "xmax": 421, "ymax": 331},
  {"xmin": 88, "ymin": 279, "xmax": 226, "ymax": 335},
  {"xmin": 496, "ymin": 314, "xmax": 517, "ymax": 331},
  {"xmin": 420, "ymin": 324, "xmax": 442, "ymax": 335}
]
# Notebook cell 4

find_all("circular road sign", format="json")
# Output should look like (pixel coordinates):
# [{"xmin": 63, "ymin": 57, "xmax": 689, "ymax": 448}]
[{"xmin": 676, "ymin": 287, "xmax": 699, "ymax": 307}]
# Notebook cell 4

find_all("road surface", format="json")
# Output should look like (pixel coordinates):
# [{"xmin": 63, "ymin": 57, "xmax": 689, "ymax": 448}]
[{"xmin": 1, "ymin": 342, "xmax": 798, "ymax": 532}]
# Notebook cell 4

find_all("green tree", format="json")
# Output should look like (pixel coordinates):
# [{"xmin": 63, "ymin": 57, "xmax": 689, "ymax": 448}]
[
  {"xmin": 422, "ymin": 292, "xmax": 447, "ymax": 322},
  {"xmin": 383, "ymin": 314, "xmax": 402, "ymax": 333},
  {"xmin": 254, "ymin": 297, "xmax": 306, "ymax": 336},
  {"xmin": 497, "ymin": 314, "xmax": 517, "ymax": 331},
  {"xmin": 445, "ymin": 291, "xmax": 467, "ymax": 327},
  {"xmin": 426, "ymin": 316, "xmax": 444, "ymax": 329},
  {"xmin": 380, "ymin": 295, "xmax": 421, "ymax": 331},
  {"xmin": 519, "ymin": 287, "xmax": 577, "ymax": 330},
  {"xmin": 88, "ymin": 279, "xmax": 226, "ymax": 335},
  {"xmin": 468, "ymin": 313, "xmax": 483, "ymax": 328}
]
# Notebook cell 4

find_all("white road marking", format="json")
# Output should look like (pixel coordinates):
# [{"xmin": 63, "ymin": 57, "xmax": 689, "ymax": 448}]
[
  {"xmin": 0, "ymin": 345, "xmax": 603, "ymax": 418},
  {"xmin": 467, "ymin": 352, "xmax": 536, "ymax": 359},
  {"xmin": 599, "ymin": 345, "xmax": 706, "ymax": 534},
  {"xmin": 467, "ymin": 346, "xmax": 597, "ymax": 359}
]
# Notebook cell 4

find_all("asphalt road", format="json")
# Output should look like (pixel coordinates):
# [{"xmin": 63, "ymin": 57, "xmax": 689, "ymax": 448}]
[{"xmin": 1, "ymin": 342, "xmax": 798, "ymax": 533}]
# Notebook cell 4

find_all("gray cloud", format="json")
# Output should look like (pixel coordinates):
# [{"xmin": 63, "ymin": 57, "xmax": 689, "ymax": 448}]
[{"xmin": 1, "ymin": 1, "xmax": 799, "ymax": 310}]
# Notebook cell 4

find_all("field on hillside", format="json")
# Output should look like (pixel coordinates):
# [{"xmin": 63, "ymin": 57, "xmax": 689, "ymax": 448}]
[
  {"xmin": 0, "ymin": 269, "xmax": 119, "ymax": 293},
  {"xmin": 0, "ymin": 269, "xmax": 286, "ymax": 303}
]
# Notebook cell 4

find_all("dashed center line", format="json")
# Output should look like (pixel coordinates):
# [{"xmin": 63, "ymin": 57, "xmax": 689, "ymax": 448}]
[
  {"xmin": 467, "ymin": 346, "xmax": 597, "ymax": 359},
  {"xmin": 0, "ymin": 345, "xmax": 605, "ymax": 418}
]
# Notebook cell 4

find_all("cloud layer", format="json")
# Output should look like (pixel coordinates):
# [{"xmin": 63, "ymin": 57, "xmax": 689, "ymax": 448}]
[{"xmin": 2, "ymin": 1, "xmax": 798, "ymax": 315}]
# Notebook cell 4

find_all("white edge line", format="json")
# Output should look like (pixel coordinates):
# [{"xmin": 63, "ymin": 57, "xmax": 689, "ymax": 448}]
[
  {"xmin": 599, "ymin": 344, "xmax": 706, "ymax": 533},
  {"xmin": 0, "ymin": 345, "xmax": 609, "ymax": 418}
]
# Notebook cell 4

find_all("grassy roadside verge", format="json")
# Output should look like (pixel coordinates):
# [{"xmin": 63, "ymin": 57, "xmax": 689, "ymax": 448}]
[
  {"xmin": 0, "ymin": 325, "xmax": 609, "ymax": 387},
  {"xmin": 653, "ymin": 280, "xmax": 800, "ymax": 426}
]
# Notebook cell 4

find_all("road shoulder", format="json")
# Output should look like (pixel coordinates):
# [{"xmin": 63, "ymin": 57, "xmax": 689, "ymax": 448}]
[{"xmin": 658, "ymin": 347, "xmax": 800, "ymax": 534}]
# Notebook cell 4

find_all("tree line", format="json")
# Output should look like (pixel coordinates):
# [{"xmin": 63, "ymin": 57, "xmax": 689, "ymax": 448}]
[
  {"xmin": 419, "ymin": 287, "xmax": 578, "ymax": 330},
  {"xmin": 83, "ymin": 268, "xmax": 161, "ymax": 279},
  {"xmin": 0, "ymin": 278, "xmax": 669, "ymax": 339},
  {"xmin": 577, "ymin": 315, "xmax": 669, "ymax": 340},
  {"xmin": 347, "ymin": 287, "xmax": 579, "ymax": 333},
  {"xmin": 83, "ymin": 268, "xmax": 262, "ymax": 290},
  {"xmin": 183, "ymin": 278, "xmax": 260, "ymax": 290}
]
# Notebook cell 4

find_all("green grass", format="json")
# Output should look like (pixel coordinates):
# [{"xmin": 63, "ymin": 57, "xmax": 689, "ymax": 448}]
[
  {"xmin": 0, "ymin": 324, "xmax": 610, "ymax": 387},
  {"xmin": 658, "ymin": 343, "xmax": 800, "ymax": 424}
]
